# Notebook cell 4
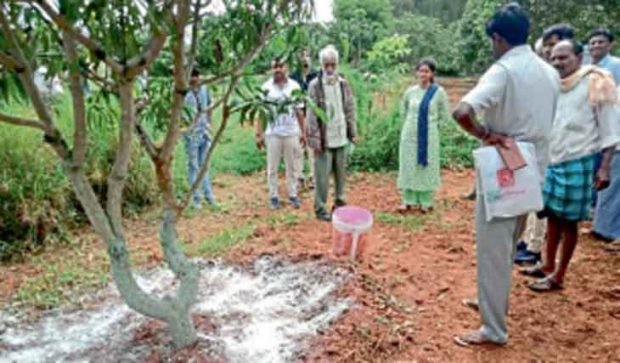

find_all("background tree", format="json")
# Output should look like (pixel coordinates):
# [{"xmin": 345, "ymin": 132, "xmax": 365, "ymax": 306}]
[
  {"xmin": 391, "ymin": 0, "xmax": 467, "ymax": 23},
  {"xmin": 455, "ymin": 0, "xmax": 503, "ymax": 74},
  {"xmin": 331, "ymin": 0, "xmax": 394, "ymax": 64},
  {"xmin": 0, "ymin": 0, "xmax": 311, "ymax": 349},
  {"xmin": 520, "ymin": 0, "xmax": 620, "ymax": 43},
  {"xmin": 392, "ymin": 13, "xmax": 460, "ymax": 74}
]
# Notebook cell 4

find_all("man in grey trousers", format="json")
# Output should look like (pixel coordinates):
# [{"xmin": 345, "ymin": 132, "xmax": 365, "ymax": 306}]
[
  {"xmin": 306, "ymin": 45, "xmax": 357, "ymax": 222},
  {"xmin": 452, "ymin": 3, "xmax": 560, "ymax": 346}
]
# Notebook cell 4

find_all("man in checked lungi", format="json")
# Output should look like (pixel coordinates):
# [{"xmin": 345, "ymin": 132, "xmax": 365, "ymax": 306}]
[{"xmin": 523, "ymin": 39, "xmax": 620, "ymax": 292}]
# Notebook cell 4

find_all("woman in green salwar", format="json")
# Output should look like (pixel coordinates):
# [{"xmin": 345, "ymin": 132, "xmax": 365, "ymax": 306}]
[{"xmin": 397, "ymin": 59, "xmax": 451, "ymax": 213}]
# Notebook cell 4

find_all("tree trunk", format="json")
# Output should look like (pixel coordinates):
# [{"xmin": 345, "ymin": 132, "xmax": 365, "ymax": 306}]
[
  {"xmin": 62, "ymin": 82, "xmax": 198, "ymax": 349},
  {"xmin": 166, "ymin": 301, "xmax": 198, "ymax": 348},
  {"xmin": 158, "ymin": 209, "xmax": 200, "ymax": 348}
]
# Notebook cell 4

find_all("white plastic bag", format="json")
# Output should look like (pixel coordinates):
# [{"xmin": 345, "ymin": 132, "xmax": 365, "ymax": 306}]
[{"xmin": 473, "ymin": 142, "xmax": 543, "ymax": 222}]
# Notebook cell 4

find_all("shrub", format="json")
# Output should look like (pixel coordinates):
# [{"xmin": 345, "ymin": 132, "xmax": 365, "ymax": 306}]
[{"xmin": 0, "ymin": 97, "xmax": 159, "ymax": 260}]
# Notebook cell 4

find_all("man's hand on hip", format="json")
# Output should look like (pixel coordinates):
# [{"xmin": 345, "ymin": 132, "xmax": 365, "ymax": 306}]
[
  {"xmin": 595, "ymin": 167, "xmax": 611, "ymax": 191},
  {"xmin": 482, "ymin": 132, "xmax": 510, "ymax": 148}
]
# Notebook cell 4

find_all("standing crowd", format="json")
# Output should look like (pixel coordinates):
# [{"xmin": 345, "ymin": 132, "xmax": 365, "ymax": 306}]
[
  {"xmin": 448, "ymin": 3, "xmax": 620, "ymax": 347},
  {"xmin": 183, "ymin": 1, "xmax": 619, "ymax": 349},
  {"xmin": 253, "ymin": 45, "xmax": 357, "ymax": 222}
]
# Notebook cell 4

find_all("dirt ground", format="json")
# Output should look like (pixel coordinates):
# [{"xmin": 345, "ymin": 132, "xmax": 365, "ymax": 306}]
[
  {"xmin": 5, "ymin": 170, "xmax": 619, "ymax": 362},
  {"xmin": 2, "ymin": 78, "xmax": 620, "ymax": 362},
  {"xmin": 218, "ymin": 171, "xmax": 620, "ymax": 362}
]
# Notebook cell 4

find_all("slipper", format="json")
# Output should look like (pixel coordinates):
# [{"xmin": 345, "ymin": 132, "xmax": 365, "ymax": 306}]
[
  {"xmin": 528, "ymin": 277, "xmax": 563, "ymax": 293},
  {"xmin": 454, "ymin": 330, "xmax": 506, "ymax": 347},
  {"xmin": 461, "ymin": 298, "xmax": 479, "ymax": 312},
  {"xmin": 519, "ymin": 265, "xmax": 547, "ymax": 279},
  {"xmin": 605, "ymin": 240, "xmax": 620, "ymax": 253}
]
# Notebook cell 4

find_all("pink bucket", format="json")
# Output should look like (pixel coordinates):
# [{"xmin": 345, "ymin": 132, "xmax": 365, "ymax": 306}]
[{"xmin": 331, "ymin": 206, "xmax": 373, "ymax": 260}]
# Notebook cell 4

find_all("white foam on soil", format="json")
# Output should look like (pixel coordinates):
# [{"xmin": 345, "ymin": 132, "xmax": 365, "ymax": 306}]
[{"xmin": 0, "ymin": 256, "xmax": 351, "ymax": 363}]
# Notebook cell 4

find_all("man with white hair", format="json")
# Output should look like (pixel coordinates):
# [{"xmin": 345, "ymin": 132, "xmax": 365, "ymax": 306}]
[{"xmin": 307, "ymin": 45, "xmax": 357, "ymax": 221}]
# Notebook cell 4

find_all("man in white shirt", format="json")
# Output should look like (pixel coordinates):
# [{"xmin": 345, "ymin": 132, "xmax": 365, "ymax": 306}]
[
  {"xmin": 515, "ymin": 24, "xmax": 576, "ymax": 266},
  {"xmin": 256, "ymin": 58, "xmax": 306, "ymax": 209},
  {"xmin": 452, "ymin": 3, "xmax": 560, "ymax": 346},
  {"xmin": 524, "ymin": 40, "xmax": 620, "ymax": 292}
]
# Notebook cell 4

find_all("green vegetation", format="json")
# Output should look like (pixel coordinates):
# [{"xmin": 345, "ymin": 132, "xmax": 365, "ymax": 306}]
[
  {"xmin": 195, "ymin": 225, "xmax": 256, "ymax": 256},
  {"xmin": 13, "ymin": 251, "xmax": 111, "ymax": 309},
  {"xmin": 4, "ymin": 0, "xmax": 620, "ymax": 262},
  {"xmin": 376, "ymin": 211, "xmax": 427, "ymax": 231},
  {"xmin": 0, "ymin": 98, "xmax": 159, "ymax": 260}
]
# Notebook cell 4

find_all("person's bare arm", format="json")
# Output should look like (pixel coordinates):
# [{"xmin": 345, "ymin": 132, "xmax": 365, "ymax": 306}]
[
  {"xmin": 452, "ymin": 102, "xmax": 508, "ymax": 147},
  {"xmin": 595, "ymin": 147, "xmax": 614, "ymax": 190},
  {"xmin": 255, "ymin": 117, "xmax": 264, "ymax": 150},
  {"xmin": 296, "ymin": 109, "xmax": 306, "ymax": 146}
]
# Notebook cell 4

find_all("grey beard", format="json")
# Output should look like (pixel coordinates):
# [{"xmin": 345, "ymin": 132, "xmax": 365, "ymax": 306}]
[{"xmin": 324, "ymin": 73, "xmax": 338, "ymax": 84}]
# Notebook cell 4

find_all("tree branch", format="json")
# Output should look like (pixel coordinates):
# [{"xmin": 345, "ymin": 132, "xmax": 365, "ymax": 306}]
[
  {"xmin": 185, "ymin": 0, "xmax": 202, "ymax": 79},
  {"xmin": 151, "ymin": 0, "xmax": 192, "ymax": 214},
  {"xmin": 0, "ymin": 112, "xmax": 48, "ymax": 132},
  {"xmin": 27, "ymin": 0, "xmax": 125, "ymax": 74},
  {"xmin": 106, "ymin": 83, "xmax": 136, "ymax": 236},
  {"xmin": 200, "ymin": 24, "xmax": 273, "ymax": 86},
  {"xmin": 134, "ymin": 119, "xmax": 159, "ymax": 160},
  {"xmin": 158, "ymin": 0, "xmax": 191, "ymax": 164},
  {"xmin": 123, "ymin": 33, "xmax": 167, "ymax": 80},
  {"xmin": 0, "ymin": 5, "xmax": 70, "ymax": 160},
  {"xmin": 62, "ymin": 32, "xmax": 88, "ymax": 167},
  {"xmin": 82, "ymin": 67, "xmax": 117, "ymax": 92},
  {"xmin": 0, "ymin": 50, "xmax": 21, "ymax": 71}
]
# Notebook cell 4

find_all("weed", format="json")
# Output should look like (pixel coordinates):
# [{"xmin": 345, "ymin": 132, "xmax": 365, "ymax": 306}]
[
  {"xmin": 196, "ymin": 225, "xmax": 255, "ymax": 256},
  {"xmin": 376, "ymin": 212, "xmax": 427, "ymax": 231},
  {"xmin": 12, "ymin": 262, "xmax": 110, "ymax": 309}
]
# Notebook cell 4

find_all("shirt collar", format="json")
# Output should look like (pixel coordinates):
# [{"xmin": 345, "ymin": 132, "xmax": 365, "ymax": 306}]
[
  {"xmin": 499, "ymin": 44, "xmax": 532, "ymax": 61},
  {"xmin": 596, "ymin": 54, "xmax": 611, "ymax": 67}
]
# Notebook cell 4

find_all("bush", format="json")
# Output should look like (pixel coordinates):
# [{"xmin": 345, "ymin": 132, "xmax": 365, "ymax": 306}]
[
  {"xmin": 345, "ymin": 67, "xmax": 476, "ymax": 172},
  {"xmin": 0, "ymin": 97, "xmax": 159, "ymax": 260},
  {"xmin": 393, "ymin": 13, "xmax": 461, "ymax": 74}
]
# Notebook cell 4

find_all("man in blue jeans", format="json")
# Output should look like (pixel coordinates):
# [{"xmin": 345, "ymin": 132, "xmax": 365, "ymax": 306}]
[{"xmin": 185, "ymin": 68, "xmax": 216, "ymax": 209}]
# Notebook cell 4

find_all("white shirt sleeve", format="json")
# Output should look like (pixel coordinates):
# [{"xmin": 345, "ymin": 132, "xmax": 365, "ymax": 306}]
[
  {"xmin": 596, "ymin": 103, "xmax": 620, "ymax": 149},
  {"xmin": 461, "ymin": 64, "xmax": 508, "ymax": 116}
]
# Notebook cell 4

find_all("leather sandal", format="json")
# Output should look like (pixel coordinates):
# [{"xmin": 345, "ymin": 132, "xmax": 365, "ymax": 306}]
[{"xmin": 528, "ymin": 277, "xmax": 563, "ymax": 293}]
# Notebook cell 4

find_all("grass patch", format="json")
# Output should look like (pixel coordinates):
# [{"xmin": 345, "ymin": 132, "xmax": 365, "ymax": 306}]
[
  {"xmin": 12, "ymin": 258, "xmax": 110, "ymax": 309},
  {"xmin": 195, "ymin": 225, "xmax": 255, "ymax": 256},
  {"xmin": 265, "ymin": 211, "xmax": 307, "ymax": 227},
  {"xmin": 376, "ymin": 212, "xmax": 428, "ymax": 231}
]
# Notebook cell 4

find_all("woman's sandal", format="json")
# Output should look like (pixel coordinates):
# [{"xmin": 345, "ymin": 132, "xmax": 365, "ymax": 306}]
[{"xmin": 528, "ymin": 277, "xmax": 563, "ymax": 293}]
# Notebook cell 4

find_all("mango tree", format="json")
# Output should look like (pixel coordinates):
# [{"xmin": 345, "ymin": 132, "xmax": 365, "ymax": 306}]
[{"xmin": 0, "ymin": 0, "xmax": 311, "ymax": 349}]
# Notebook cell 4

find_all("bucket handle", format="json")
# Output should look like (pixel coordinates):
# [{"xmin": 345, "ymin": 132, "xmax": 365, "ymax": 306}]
[{"xmin": 350, "ymin": 231, "xmax": 360, "ymax": 260}]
